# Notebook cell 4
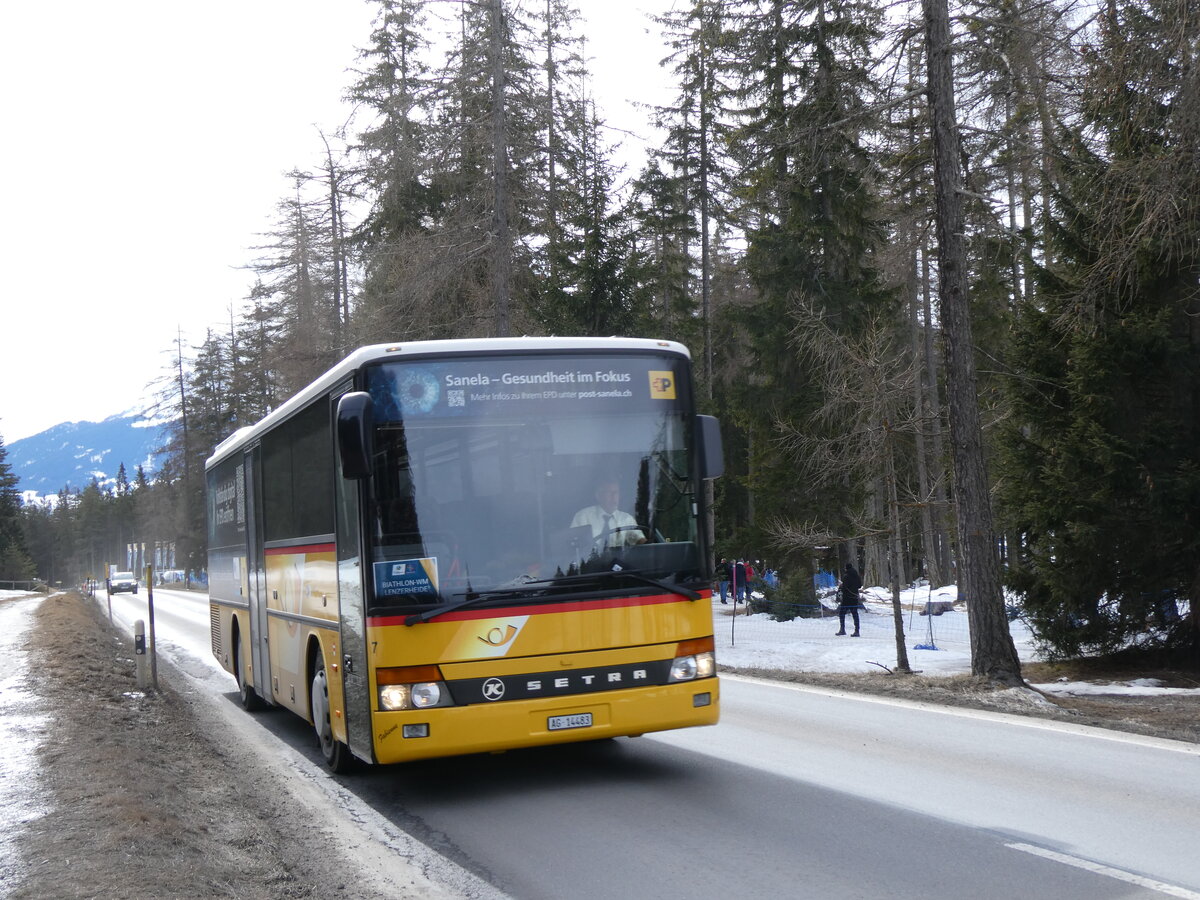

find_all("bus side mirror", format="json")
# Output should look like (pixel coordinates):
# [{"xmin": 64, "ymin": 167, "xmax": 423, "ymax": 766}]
[
  {"xmin": 697, "ymin": 415, "xmax": 724, "ymax": 480},
  {"xmin": 337, "ymin": 392, "xmax": 374, "ymax": 480}
]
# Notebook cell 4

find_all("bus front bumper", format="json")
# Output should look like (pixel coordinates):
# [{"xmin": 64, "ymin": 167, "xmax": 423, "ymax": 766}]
[{"xmin": 370, "ymin": 678, "xmax": 719, "ymax": 765}]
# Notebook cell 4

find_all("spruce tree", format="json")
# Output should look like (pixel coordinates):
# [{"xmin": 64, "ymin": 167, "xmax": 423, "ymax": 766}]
[
  {"xmin": 1000, "ymin": 0, "xmax": 1200, "ymax": 658},
  {"xmin": 656, "ymin": 0, "xmax": 736, "ymax": 393},
  {"xmin": 0, "ymin": 433, "xmax": 35, "ymax": 581},
  {"xmin": 533, "ymin": 104, "xmax": 638, "ymax": 336},
  {"xmin": 348, "ymin": 0, "xmax": 443, "ymax": 342},
  {"xmin": 626, "ymin": 162, "xmax": 697, "ymax": 344},
  {"xmin": 717, "ymin": 0, "xmax": 896, "ymax": 567}
]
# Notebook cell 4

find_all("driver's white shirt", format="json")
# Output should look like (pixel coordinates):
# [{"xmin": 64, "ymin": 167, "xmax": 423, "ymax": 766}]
[{"xmin": 570, "ymin": 505, "xmax": 644, "ymax": 547}]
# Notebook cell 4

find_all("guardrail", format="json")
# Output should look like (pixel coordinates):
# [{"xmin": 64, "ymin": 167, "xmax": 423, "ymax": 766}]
[{"xmin": 0, "ymin": 580, "xmax": 43, "ymax": 592}]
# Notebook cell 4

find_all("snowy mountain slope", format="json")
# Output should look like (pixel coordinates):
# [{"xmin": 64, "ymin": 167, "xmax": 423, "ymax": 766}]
[{"xmin": 8, "ymin": 414, "xmax": 165, "ymax": 496}]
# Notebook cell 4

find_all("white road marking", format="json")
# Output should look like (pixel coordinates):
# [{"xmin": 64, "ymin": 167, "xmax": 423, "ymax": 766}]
[
  {"xmin": 1006, "ymin": 843, "xmax": 1200, "ymax": 899},
  {"xmin": 724, "ymin": 673, "xmax": 1200, "ymax": 756}
]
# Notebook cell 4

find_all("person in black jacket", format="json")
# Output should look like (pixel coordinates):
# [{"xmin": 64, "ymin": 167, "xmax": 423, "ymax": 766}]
[
  {"xmin": 836, "ymin": 562, "xmax": 863, "ymax": 636},
  {"xmin": 715, "ymin": 558, "xmax": 731, "ymax": 604}
]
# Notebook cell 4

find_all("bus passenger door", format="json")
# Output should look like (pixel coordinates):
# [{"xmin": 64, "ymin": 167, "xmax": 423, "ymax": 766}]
[
  {"xmin": 334, "ymin": 388, "xmax": 373, "ymax": 763},
  {"xmin": 244, "ymin": 447, "xmax": 274, "ymax": 705}
]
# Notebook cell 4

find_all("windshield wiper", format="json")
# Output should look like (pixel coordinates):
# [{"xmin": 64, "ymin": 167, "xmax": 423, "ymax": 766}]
[
  {"xmin": 404, "ymin": 582, "xmax": 541, "ymax": 625},
  {"xmin": 508, "ymin": 568, "xmax": 701, "ymax": 601},
  {"xmin": 607, "ymin": 570, "xmax": 701, "ymax": 601},
  {"xmin": 532, "ymin": 568, "xmax": 701, "ymax": 601},
  {"xmin": 405, "ymin": 569, "xmax": 700, "ymax": 625}
]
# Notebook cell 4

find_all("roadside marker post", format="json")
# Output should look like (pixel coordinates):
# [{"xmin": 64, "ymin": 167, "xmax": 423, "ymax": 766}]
[
  {"xmin": 134, "ymin": 620, "xmax": 149, "ymax": 689},
  {"xmin": 143, "ymin": 564, "xmax": 159, "ymax": 690}
]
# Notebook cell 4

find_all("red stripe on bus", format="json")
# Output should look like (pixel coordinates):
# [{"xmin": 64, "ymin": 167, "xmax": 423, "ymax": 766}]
[
  {"xmin": 365, "ymin": 590, "xmax": 710, "ymax": 627},
  {"xmin": 264, "ymin": 543, "xmax": 336, "ymax": 556}
]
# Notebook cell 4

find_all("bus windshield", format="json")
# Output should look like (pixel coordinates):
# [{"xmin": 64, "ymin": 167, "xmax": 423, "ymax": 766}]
[{"xmin": 362, "ymin": 352, "xmax": 702, "ymax": 613}]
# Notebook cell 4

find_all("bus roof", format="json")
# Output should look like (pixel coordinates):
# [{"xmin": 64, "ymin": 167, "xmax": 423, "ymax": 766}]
[{"xmin": 205, "ymin": 336, "xmax": 691, "ymax": 470}]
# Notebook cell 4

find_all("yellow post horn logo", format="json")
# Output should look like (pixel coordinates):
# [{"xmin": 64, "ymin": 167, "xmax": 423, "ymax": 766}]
[{"xmin": 479, "ymin": 624, "xmax": 519, "ymax": 647}]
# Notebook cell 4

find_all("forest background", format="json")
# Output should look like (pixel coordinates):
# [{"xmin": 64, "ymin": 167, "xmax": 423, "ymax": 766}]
[{"xmin": 1, "ymin": 0, "xmax": 1197, "ymax": 671}]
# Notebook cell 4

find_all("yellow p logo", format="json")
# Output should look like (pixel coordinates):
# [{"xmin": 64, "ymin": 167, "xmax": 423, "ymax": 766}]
[{"xmin": 649, "ymin": 371, "xmax": 676, "ymax": 399}]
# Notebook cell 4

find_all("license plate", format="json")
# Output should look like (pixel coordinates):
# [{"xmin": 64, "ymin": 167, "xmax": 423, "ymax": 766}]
[{"xmin": 548, "ymin": 713, "xmax": 592, "ymax": 731}]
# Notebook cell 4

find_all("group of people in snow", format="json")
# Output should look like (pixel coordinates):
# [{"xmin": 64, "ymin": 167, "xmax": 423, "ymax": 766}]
[
  {"xmin": 714, "ymin": 558, "xmax": 778, "ymax": 604},
  {"xmin": 715, "ymin": 555, "xmax": 866, "ymax": 638}
]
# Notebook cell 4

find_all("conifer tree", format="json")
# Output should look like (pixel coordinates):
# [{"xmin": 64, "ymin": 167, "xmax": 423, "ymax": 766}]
[
  {"xmin": 1000, "ymin": 0, "xmax": 1200, "ymax": 657},
  {"xmin": 250, "ymin": 173, "xmax": 344, "ymax": 394},
  {"xmin": 234, "ymin": 283, "xmax": 281, "ymax": 424},
  {"xmin": 0, "ymin": 433, "xmax": 35, "ymax": 580},
  {"xmin": 626, "ymin": 162, "xmax": 697, "ymax": 343},
  {"xmin": 348, "ymin": 0, "xmax": 440, "ymax": 342},
  {"xmin": 656, "ymin": 0, "xmax": 736, "ymax": 393},
  {"xmin": 717, "ymin": 0, "xmax": 895, "ymax": 564},
  {"xmin": 533, "ymin": 103, "xmax": 638, "ymax": 335},
  {"xmin": 536, "ymin": 0, "xmax": 587, "ymax": 294},
  {"xmin": 112, "ymin": 462, "xmax": 135, "ymax": 576},
  {"xmin": 18, "ymin": 501, "xmax": 54, "ymax": 583}
]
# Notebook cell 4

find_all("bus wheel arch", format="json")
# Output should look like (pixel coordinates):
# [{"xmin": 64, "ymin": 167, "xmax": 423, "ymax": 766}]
[{"xmin": 308, "ymin": 639, "xmax": 353, "ymax": 773}]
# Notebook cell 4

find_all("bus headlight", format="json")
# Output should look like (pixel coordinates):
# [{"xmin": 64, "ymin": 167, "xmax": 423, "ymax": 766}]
[
  {"xmin": 377, "ymin": 665, "xmax": 453, "ymax": 711},
  {"xmin": 668, "ymin": 651, "xmax": 715, "ymax": 682},
  {"xmin": 410, "ymin": 682, "xmax": 443, "ymax": 708},
  {"xmin": 379, "ymin": 684, "xmax": 411, "ymax": 711},
  {"xmin": 379, "ymin": 681, "xmax": 449, "ymax": 711}
]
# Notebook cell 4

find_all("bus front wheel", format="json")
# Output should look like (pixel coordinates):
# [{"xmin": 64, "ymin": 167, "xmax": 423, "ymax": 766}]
[{"xmin": 311, "ymin": 658, "xmax": 353, "ymax": 773}]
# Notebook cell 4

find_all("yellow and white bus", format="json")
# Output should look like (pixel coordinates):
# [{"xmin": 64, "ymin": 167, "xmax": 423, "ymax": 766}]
[{"xmin": 206, "ymin": 337, "xmax": 723, "ymax": 770}]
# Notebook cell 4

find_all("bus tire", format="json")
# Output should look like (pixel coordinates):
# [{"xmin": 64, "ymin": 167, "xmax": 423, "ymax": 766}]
[
  {"xmin": 233, "ymin": 634, "xmax": 265, "ymax": 712},
  {"xmin": 311, "ymin": 657, "xmax": 354, "ymax": 773}
]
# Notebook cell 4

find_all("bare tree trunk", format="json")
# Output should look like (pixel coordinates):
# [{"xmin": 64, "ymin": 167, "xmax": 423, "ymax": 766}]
[
  {"xmin": 745, "ymin": 426, "xmax": 756, "ymax": 526},
  {"xmin": 866, "ymin": 478, "xmax": 885, "ymax": 585},
  {"xmin": 699, "ymin": 88, "xmax": 713, "ymax": 395},
  {"xmin": 319, "ymin": 132, "xmax": 350, "ymax": 352},
  {"xmin": 490, "ymin": 0, "xmax": 511, "ymax": 336},
  {"xmin": 921, "ymin": 245, "xmax": 951, "ymax": 583},
  {"xmin": 699, "ymin": 18, "xmax": 717, "ymax": 574},
  {"xmin": 885, "ymin": 439, "xmax": 912, "ymax": 673},
  {"xmin": 175, "ymin": 328, "xmax": 190, "ymax": 489},
  {"xmin": 1005, "ymin": 94, "xmax": 1023, "ymax": 312},
  {"xmin": 694, "ymin": 0, "xmax": 716, "ymax": 397},
  {"xmin": 923, "ymin": 0, "xmax": 1023, "ymax": 684},
  {"xmin": 544, "ymin": 0, "xmax": 559, "ymax": 286},
  {"xmin": 1190, "ymin": 269, "xmax": 1200, "ymax": 652},
  {"xmin": 910, "ymin": 233, "xmax": 943, "ymax": 588}
]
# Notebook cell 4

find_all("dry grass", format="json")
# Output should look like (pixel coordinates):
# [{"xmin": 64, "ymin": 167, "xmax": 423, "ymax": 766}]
[{"xmin": 8, "ymin": 592, "xmax": 329, "ymax": 899}]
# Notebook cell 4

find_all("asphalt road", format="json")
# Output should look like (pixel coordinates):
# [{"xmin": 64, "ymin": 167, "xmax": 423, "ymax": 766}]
[{"xmin": 109, "ymin": 587, "xmax": 1200, "ymax": 900}]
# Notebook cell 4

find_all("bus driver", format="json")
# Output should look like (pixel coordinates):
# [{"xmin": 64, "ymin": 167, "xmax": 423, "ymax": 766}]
[{"xmin": 571, "ymin": 478, "xmax": 646, "ymax": 549}]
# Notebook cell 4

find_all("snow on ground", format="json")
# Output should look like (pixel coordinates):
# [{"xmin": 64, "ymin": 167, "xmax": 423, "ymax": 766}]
[
  {"xmin": 714, "ymin": 583, "xmax": 1024, "ymax": 676},
  {"xmin": 0, "ymin": 592, "xmax": 52, "ymax": 882},
  {"xmin": 712, "ymin": 582, "xmax": 1200, "ymax": 698},
  {"xmin": 1038, "ymin": 678, "xmax": 1200, "ymax": 697}
]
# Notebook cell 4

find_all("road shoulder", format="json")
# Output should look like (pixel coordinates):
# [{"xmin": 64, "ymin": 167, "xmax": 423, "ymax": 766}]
[{"xmin": 7, "ymin": 590, "xmax": 467, "ymax": 899}]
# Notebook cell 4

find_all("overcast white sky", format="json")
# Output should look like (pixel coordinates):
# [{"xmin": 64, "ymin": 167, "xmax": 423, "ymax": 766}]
[{"xmin": 0, "ymin": 0, "xmax": 674, "ymax": 444}]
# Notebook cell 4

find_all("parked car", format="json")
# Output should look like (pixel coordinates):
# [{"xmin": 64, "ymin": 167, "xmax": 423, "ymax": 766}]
[{"xmin": 110, "ymin": 571, "xmax": 138, "ymax": 594}]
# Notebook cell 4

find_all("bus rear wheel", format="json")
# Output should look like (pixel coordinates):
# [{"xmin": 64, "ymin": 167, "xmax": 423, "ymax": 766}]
[
  {"xmin": 311, "ymin": 658, "xmax": 353, "ymax": 773},
  {"xmin": 233, "ymin": 636, "xmax": 265, "ymax": 711}
]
